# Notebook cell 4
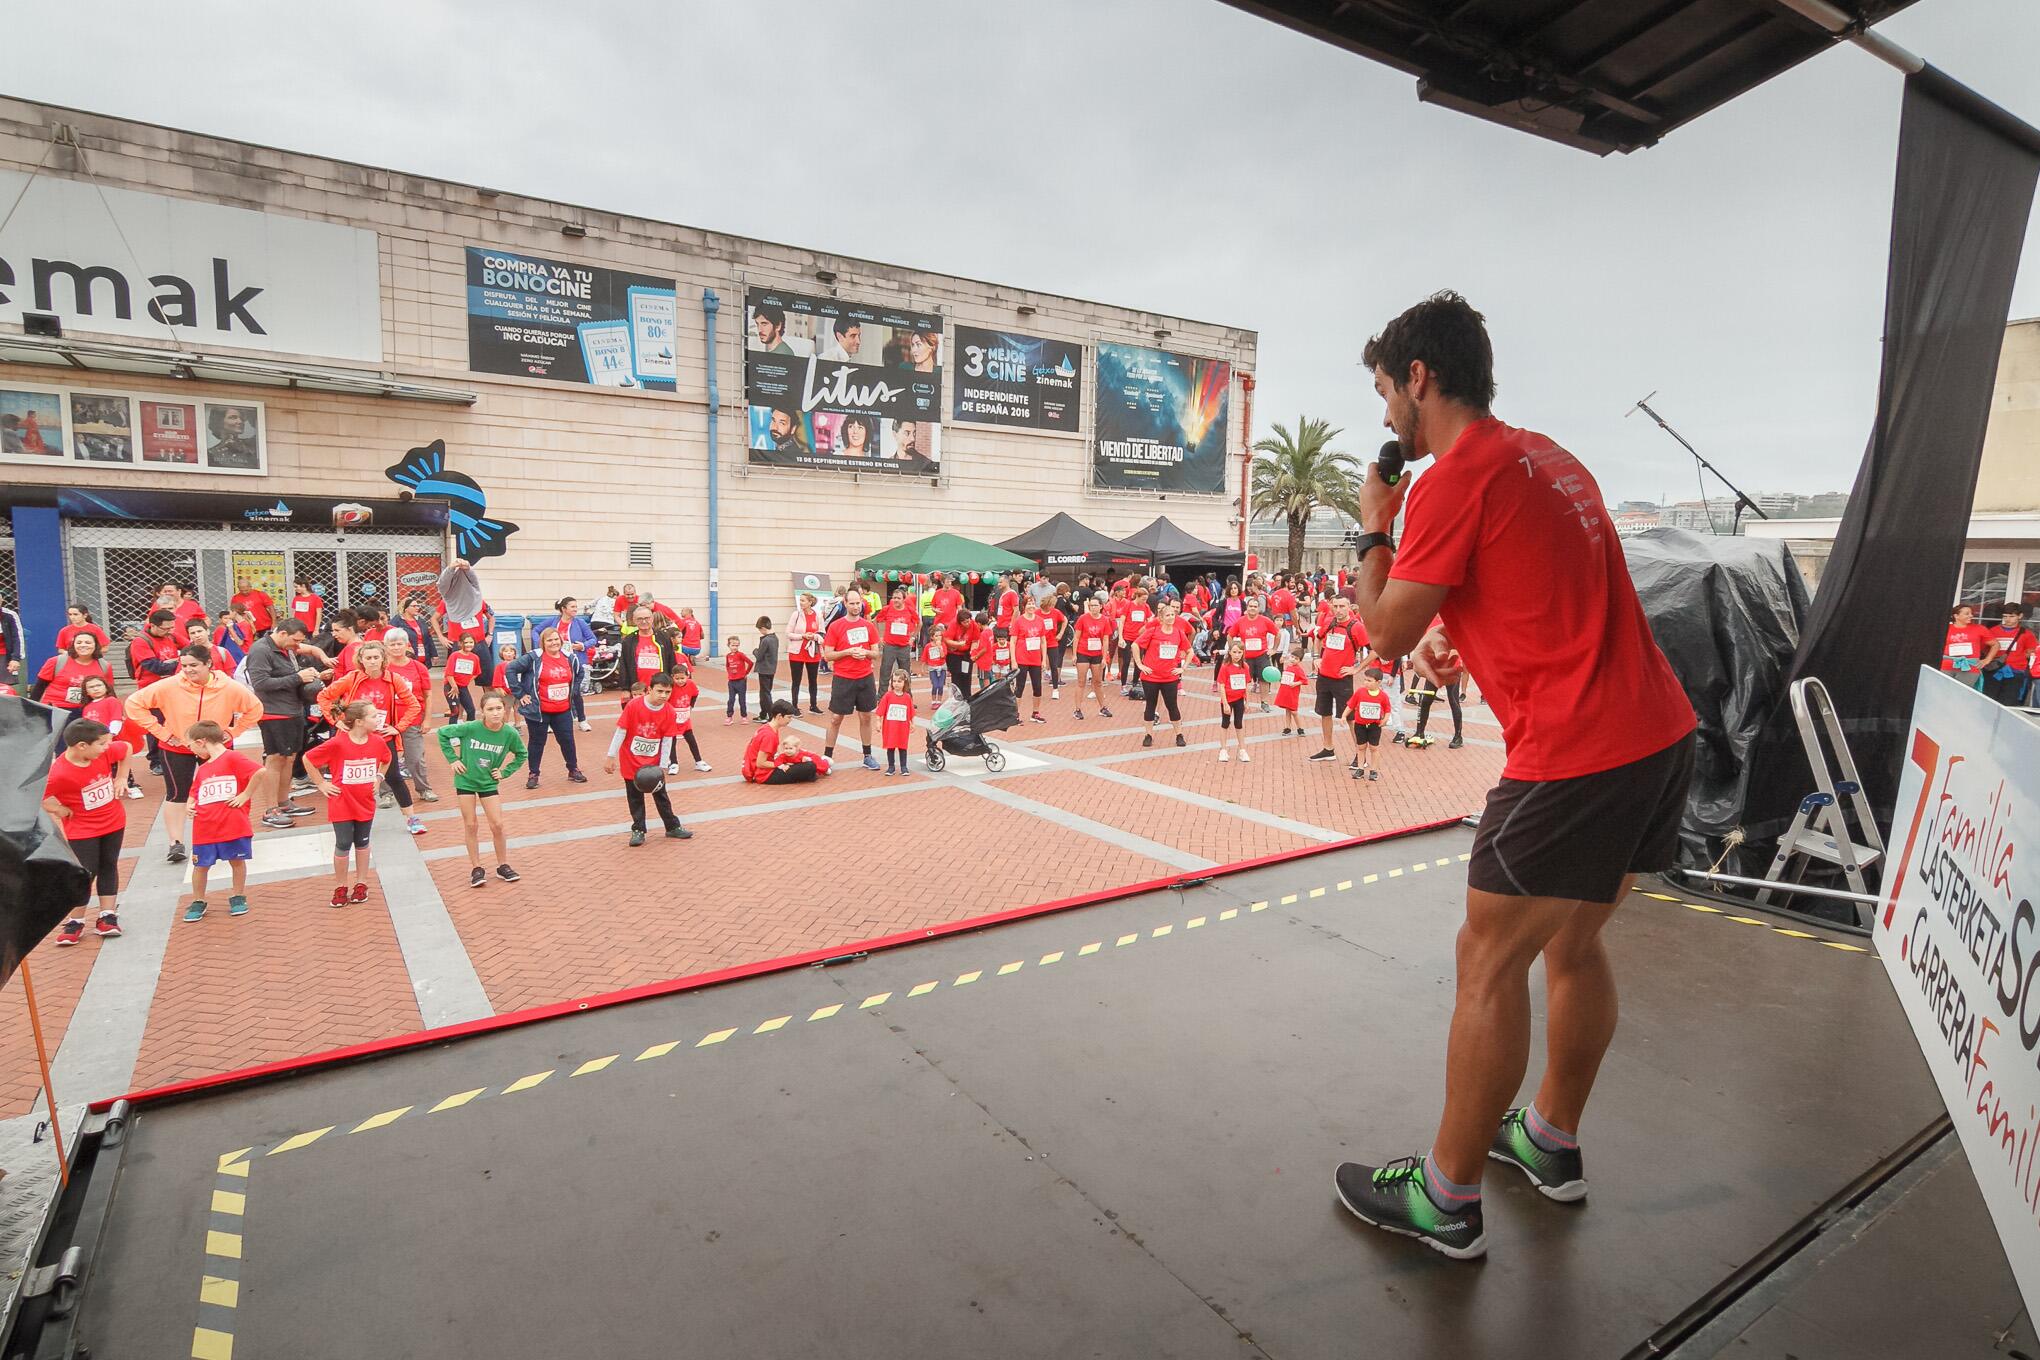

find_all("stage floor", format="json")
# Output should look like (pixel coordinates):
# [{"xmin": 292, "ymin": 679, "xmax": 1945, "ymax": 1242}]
[{"xmin": 52, "ymin": 827, "xmax": 2029, "ymax": 1358}]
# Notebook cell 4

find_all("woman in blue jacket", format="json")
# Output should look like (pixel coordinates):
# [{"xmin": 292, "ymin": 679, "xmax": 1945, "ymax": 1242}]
[{"xmin": 541, "ymin": 597, "xmax": 601, "ymax": 731}]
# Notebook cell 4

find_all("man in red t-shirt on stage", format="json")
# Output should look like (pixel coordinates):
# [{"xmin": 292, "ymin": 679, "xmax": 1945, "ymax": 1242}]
[{"xmin": 1333, "ymin": 292, "xmax": 1696, "ymax": 1262}]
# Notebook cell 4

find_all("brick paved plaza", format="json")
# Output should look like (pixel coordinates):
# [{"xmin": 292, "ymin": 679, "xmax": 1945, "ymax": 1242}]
[{"xmin": 1, "ymin": 663, "xmax": 1504, "ymax": 1115}]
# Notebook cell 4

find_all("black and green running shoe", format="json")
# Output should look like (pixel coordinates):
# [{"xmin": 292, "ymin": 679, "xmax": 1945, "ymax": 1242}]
[
  {"xmin": 1333, "ymin": 1157, "xmax": 1486, "ymax": 1260},
  {"xmin": 1488, "ymin": 1108, "xmax": 1588, "ymax": 1201}
]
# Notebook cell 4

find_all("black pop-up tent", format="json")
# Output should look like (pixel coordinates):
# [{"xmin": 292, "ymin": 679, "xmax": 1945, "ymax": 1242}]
[
  {"xmin": 997, "ymin": 513, "xmax": 1148, "ymax": 571},
  {"xmin": 1121, "ymin": 517, "xmax": 1243, "ymax": 585}
]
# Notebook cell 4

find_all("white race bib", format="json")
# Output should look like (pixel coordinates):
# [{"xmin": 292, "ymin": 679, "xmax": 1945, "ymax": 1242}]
[
  {"xmin": 341, "ymin": 757, "xmax": 379, "ymax": 785},
  {"xmin": 629, "ymin": 735, "xmax": 661, "ymax": 758},
  {"xmin": 884, "ymin": 703, "xmax": 909, "ymax": 723},
  {"xmin": 1244, "ymin": 635, "xmax": 1265, "ymax": 654},
  {"xmin": 887, "ymin": 620, "xmax": 910, "ymax": 642},
  {"xmin": 1020, "ymin": 635, "xmax": 1042, "ymax": 657},
  {"xmin": 196, "ymin": 775, "xmax": 238, "ymax": 806},
  {"xmin": 80, "ymin": 777, "xmax": 114, "ymax": 812},
  {"xmin": 546, "ymin": 682, "xmax": 571, "ymax": 702},
  {"xmin": 1358, "ymin": 701, "xmax": 1384, "ymax": 721},
  {"xmin": 1158, "ymin": 643, "xmax": 1178, "ymax": 661},
  {"xmin": 846, "ymin": 626, "xmax": 870, "ymax": 646},
  {"xmin": 1325, "ymin": 632, "xmax": 1349, "ymax": 653},
  {"xmin": 1948, "ymin": 640, "xmax": 1975, "ymax": 657},
  {"xmin": 1226, "ymin": 674, "xmax": 1246, "ymax": 695}
]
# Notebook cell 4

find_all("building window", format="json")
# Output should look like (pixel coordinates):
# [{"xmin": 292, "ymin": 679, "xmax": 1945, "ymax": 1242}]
[
  {"xmin": 2022, "ymin": 561, "xmax": 2040, "ymax": 609},
  {"xmin": 1958, "ymin": 559, "xmax": 2011, "ymax": 608}
]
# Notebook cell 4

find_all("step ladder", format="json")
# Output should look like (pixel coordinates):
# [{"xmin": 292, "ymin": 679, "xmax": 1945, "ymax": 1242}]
[{"xmin": 1757, "ymin": 677, "xmax": 1886, "ymax": 924}]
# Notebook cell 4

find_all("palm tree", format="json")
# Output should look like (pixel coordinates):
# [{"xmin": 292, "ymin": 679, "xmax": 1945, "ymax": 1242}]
[{"xmin": 1250, "ymin": 417, "xmax": 1362, "ymax": 574}]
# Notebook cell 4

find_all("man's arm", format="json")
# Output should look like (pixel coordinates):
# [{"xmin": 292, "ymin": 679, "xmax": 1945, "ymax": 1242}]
[{"xmin": 1351, "ymin": 461, "xmax": 1455, "ymax": 678}]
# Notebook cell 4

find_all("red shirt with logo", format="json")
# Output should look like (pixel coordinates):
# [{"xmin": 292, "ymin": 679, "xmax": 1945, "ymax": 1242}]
[
  {"xmin": 1274, "ymin": 663, "xmax": 1307, "ymax": 712},
  {"xmin": 1268, "ymin": 588, "xmax": 1297, "ymax": 618},
  {"xmin": 37, "ymin": 656, "xmax": 116, "ymax": 710},
  {"xmin": 1216, "ymin": 663, "xmax": 1252, "ymax": 704},
  {"xmin": 672, "ymin": 678, "xmax": 700, "ymax": 732},
  {"xmin": 1117, "ymin": 602, "xmax": 1152, "ymax": 641},
  {"xmin": 43, "ymin": 741, "xmax": 131, "ymax": 841},
  {"xmin": 1228, "ymin": 615, "xmax": 1280, "ymax": 660},
  {"xmin": 1073, "ymin": 613, "xmax": 1113, "ymax": 657},
  {"xmin": 1133, "ymin": 618, "xmax": 1195, "ymax": 683},
  {"xmin": 879, "ymin": 690, "xmax": 916, "ymax": 748},
  {"xmin": 190, "ymin": 749, "xmax": 262, "ymax": 845},
  {"xmin": 536, "ymin": 654, "xmax": 575, "ymax": 713},
  {"xmin": 742, "ymin": 723, "xmax": 780, "ymax": 782},
  {"xmin": 1989, "ymin": 623, "xmax": 2037, "ymax": 672},
  {"xmin": 996, "ymin": 589, "xmax": 1020, "ymax": 626},
  {"xmin": 1012, "ymin": 616, "xmax": 1048, "ymax": 666},
  {"xmin": 677, "ymin": 617, "xmax": 704, "ymax": 649},
  {"xmin": 973, "ymin": 632, "xmax": 1012, "ymax": 671},
  {"xmin": 878, "ymin": 604, "xmax": 919, "ymax": 649},
  {"xmin": 788, "ymin": 610, "xmax": 822, "ymax": 665},
  {"xmin": 944, "ymin": 618, "xmax": 980, "ymax": 657},
  {"xmin": 616, "ymin": 697, "xmax": 679, "ymax": 779},
  {"xmin": 290, "ymin": 593, "xmax": 324, "ymax": 633},
  {"xmin": 931, "ymin": 587, "xmax": 963, "ymax": 627},
  {"xmin": 726, "ymin": 649, "xmax": 754, "ymax": 683},
  {"xmin": 80, "ymin": 695, "xmax": 127, "ymax": 738},
  {"xmin": 304, "ymin": 732, "xmax": 390, "ymax": 823},
  {"xmin": 127, "ymin": 633, "xmax": 180, "ymax": 684},
  {"xmin": 1942, "ymin": 623, "xmax": 1990, "ymax": 670},
  {"xmin": 1039, "ymin": 607, "xmax": 1066, "ymax": 650},
  {"xmin": 389, "ymin": 659, "xmax": 432, "ymax": 707},
  {"xmin": 920, "ymin": 637, "xmax": 946, "ymax": 667},
  {"xmin": 1391, "ymin": 418, "xmax": 1695, "ymax": 780},
  {"xmin": 231, "ymin": 590, "xmax": 275, "ymax": 631},
  {"xmin": 446, "ymin": 650, "xmax": 483, "ymax": 688},
  {"xmin": 1317, "ymin": 620, "xmax": 1362, "ymax": 680},
  {"xmin": 1346, "ymin": 684, "xmax": 1390, "ymax": 726},
  {"xmin": 825, "ymin": 617, "xmax": 878, "ymax": 680}
]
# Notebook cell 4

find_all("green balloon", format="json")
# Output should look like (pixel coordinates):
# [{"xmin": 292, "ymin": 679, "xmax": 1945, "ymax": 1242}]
[{"xmin": 1261, "ymin": 666, "xmax": 1281, "ymax": 683}]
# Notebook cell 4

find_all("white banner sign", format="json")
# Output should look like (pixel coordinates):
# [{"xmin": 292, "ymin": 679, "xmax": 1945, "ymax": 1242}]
[
  {"xmin": 1878, "ymin": 668, "xmax": 2040, "ymax": 1313},
  {"xmin": 0, "ymin": 172, "xmax": 382, "ymax": 362}
]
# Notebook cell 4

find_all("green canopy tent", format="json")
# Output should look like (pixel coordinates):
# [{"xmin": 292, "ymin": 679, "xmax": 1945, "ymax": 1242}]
[{"xmin": 855, "ymin": 532, "xmax": 1034, "ymax": 581}]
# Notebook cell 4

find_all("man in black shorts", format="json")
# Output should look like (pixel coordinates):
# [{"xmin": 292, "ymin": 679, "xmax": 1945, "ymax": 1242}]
[
  {"xmin": 821, "ymin": 593, "xmax": 883, "ymax": 772},
  {"xmin": 1336, "ymin": 292, "xmax": 1697, "ymax": 1260},
  {"xmin": 242, "ymin": 618, "xmax": 329, "ymax": 829},
  {"xmin": 1308, "ymin": 597, "xmax": 1362, "ymax": 761}
]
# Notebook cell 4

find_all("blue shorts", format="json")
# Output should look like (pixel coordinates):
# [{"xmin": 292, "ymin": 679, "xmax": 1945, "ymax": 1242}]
[{"xmin": 193, "ymin": 837, "xmax": 253, "ymax": 868}]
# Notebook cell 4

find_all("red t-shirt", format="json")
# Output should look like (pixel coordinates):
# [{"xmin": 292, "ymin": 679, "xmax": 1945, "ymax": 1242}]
[
  {"xmin": 1268, "ymin": 588, "xmax": 1297, "ymax": 618},
  {"xmin": 171, "ymin": 598, "xmax": 207, "ymax": 647},
  {"xmin": 346, "ymin": 675, "xmax": 404, "ymax": 733},
  {"xmin": 336, "ymin": 639, "xmax": 362, "ymax": 675},
  {"xmin": 878, "ymin": 604, "xmax": 919, "ymax": 649},
  {"xmin": 490, "ymin": 661, "xmax": 513, "ymax": 691},
  {"xmin": 944, "ymin": 619, "xmax": 979, "ymax": 656},
  {"xmin": 1133, "ymin": 619, "xmax": 1195, "ymax": 682},
  {"xmin": 1229, "ymin": 615, "xmax": 1280, "ymax": 659},
  {"xmin": 444, "ymin": 616, "xmax": 487, "ymax": 645},
  {"xmin": 931, "ymin": 587, "xmax": 963, "ymax": 626},
  {"xmin": 1989, "ymin": 624, "xmax": 2037, "ymax": 672},
  {"xmin": 38, "ymin": 657, "xmax": 115, "ymax": 709},
  {"xmin": 677, "ymin": 618, "xmax": 704, "ymax": 649},
  {"xmin": 1012, "ymin": 616, "xmax": 1048, "ymax": 665},
  {"xmin": 1274, "ymin": 663, "xmax": 1307, "ymax": 711},
  {"xmin": 56, "ymin": 624, "xmax": 112, "ymax": 655},
  {"xmin": 1391, "ymin": 418, "xmax": 1695, "ymax": 780},
  {"xmin": 127, "ymin": 633, "xmax": 180, "ymax": 683},
  {"xmin": 1346, "ymin": 684, "xmax": 1390, "ymax": 726},
  {"xmin": 616, "ymin": 696, "xmax": 680, "ymax": 778},
  {"xmin": 190, "ymin": 749, "xmax": 261, "ymax": 845},
  {"xmin": 825, "ymin": 617, "xmax": 878, "ymax": 680},
  {"xmin": 629, "ymin": 635, "xmax": 667, "ymax": 683},
  {"xmin": 1943, "ymin": 623, "xmax": 1990, "ymax": 670},
  {"xmin": 536, "ymin": 654, "xmax": 575, "ymax": 713},
  {"xmin": 726, "ymin": 649, "xmax": 754, "ymax": 682},
  {"xmin": 879, "ymin": 690, "xmax": 916, "ymax": 748},
  {"xmin": 446, "ymin": 651, "xmax": 483, "ymax": 687},
  {"xmin": 996, "ymin": 590, "xmax": 1020, "ymax": 626},
  {"xmin": 920, "ymin": 637, "xmax": 946, "ymax": 667},
  {"xmin": 672, "ymin": 679, "xmax": 700, "ymax": 732},
  {"xmin": 1039, "ymin": 607, "xmax": 1066, "ymax": 648},
  {"xmin": 1073, "ymin": 613, "xmax": 1113, "ymax": 657},
  {"xmin": 1216, "ymin": 663, "xmax": 1252, "ymax": 703},
  {"xmin": 290, "ymin": 593, "xmax": 323, "ymax": 633},
  {"xmin": 43, "ymin": 741, "xmax": 131, "ymax": 840},
  {"xmin": 304, "ymin": 732, "xmax": 389, "ymax": 823},
  {"xmin": 389, "ymin": 659, "xmax": 432, "ymax": 705},
  {"xmin": 973, "ymin": 632, "xmax": 1012, "ymax": 670},
  {"xmin": 742, "ymin": 723, "xmax": 781, "ymax": 782},
  {"xmin": 80, "ymin": 695, "xmax": 127, "ymax": 738},
  {"xmin": 1118, "ymin": 602, "xmax": 1152, "ymax": 640},
  {"xmin": 787, "ymin": 611, "xmax": 822, "ymax": 665},
  {"xmin": 1317, "ymin": 620, "xmax": 1362, "ymax": 680},
  {"xmin": 231, "ymin": 590, "xmax": 275, "ymax": 631}
]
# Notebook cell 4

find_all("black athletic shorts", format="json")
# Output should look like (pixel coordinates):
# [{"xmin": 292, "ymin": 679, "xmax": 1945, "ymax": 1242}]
[
  {"xmin": 260, "ymin": 716, "xmax": 306, "ymax": 758},
  {"xmin": 1351, "ymin": 723, "xmax": 1382, "ymax": 747},
  {"xmin": 829, "ymin": 672, "xmax": 878, "ymax": 716},
  {"xmin": 160, "ymin": 748, "xmax": 200, "ymax": 804},
  {"xmin": 1314, "ymin": 674, "xmax": 1353, "ymax": 717},
  {"xmin": 70, "ymin": 827, "xmax": 124, "ymax": 902},
  {"xmin": 1469, "ymin": 734, "xmax": 1695, "ymax": 904}
]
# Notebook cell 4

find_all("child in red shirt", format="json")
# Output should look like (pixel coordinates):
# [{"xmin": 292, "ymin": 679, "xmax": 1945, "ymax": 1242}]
[
  {"xmin": 183, "ymin": 720, "xmax": 262, "ymax": 921},
  {"xmin": 304, "ymin": 700, "xmax": 392, "ymax": 908},
  {"xmin": 1346, "ymin": 668, "xmax": 1390, "ymax": 781},
  {"xmin": 604, "ymin": 674, "xmax": 692, "ymax": 845},
  {"xmin": 773, "ymin": 733, "xmax": 831, "ymax": 778},
  {"xmin": 724, "ymin": 638, "xmax": 754, "ymax": 724},
  {"xmin": 879, "ymin": 670, "xmax": 917, "ymax": 775},
  {"xmin": 1274, "ymin": 649, "xmax": 1308, "ymax": 736},
  {"xmin": 490, "ymin": 642, "xmax": 519, "ymax": 694},
  {"xmin": 76, "ymin": 675, "xmax": 145, "ymax": 799},
  {"xmin": 921, "ymin": 626, "xmax": 949, "ymax": 702},
  {"xmin": 1214, "ymin": 638, "xmax": 1253, "ymax": 763},
  {"xmin": 444, "ymin": 634, "xmax": 484, "ymax": 721},
  {"xmin": 670, "ymin": 664, "xmax": 709, "ymax": 773},
  {"xmin": 40, "ymin": 717, "xmax": 133, "ymax": 946}
]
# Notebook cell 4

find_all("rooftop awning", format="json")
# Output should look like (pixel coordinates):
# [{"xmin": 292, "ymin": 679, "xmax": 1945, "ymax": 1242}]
[
  {"xmin": 0, "ymin": 331, "xmax": 477, "ymax": 404},
  {"xmin": 1220, "ymin": 0, "xmax": 1922, "ymax": 155}
]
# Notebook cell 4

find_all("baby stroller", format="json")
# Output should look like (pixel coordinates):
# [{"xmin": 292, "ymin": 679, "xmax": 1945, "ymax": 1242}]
[{"xmin": 925, "ymin": 670, "xmax": 1022, "ymax": 773}]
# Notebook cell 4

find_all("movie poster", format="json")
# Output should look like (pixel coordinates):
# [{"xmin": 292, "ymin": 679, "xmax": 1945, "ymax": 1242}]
[
  {"xmin": 139, "ymin": 399, "xmax": 200, "ymax": 464},
  {"xmin": 465, "ymin": 247, "xmax": 678, "ymax": 391},
  {"xmin": 1092, "ymin": 343, "xmax": 1231, "ymax": 493},
  {"xmin": 70, "ymin": 392, "xmax": 134, "ymax": 464},
  {"xmin": 951, "ymin": 326, "xmax": 1082, "ymax": 432},
  {"xmin": 744, "ymin": 286, "xmax": 942, "ymax": 474}
]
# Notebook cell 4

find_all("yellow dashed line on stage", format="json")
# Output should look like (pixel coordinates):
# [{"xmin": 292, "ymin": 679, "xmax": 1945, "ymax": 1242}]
[
  {"xmin": 266, "ymin": 1127, "xmax": 331, "ymax": 1156},
  {"xmin": 1436, "ymin": 859, "xmax": 1454, "ymax": 868},
  {"xmin": 808, "ymin": 1004, "xmax": 842, "ymax": 1022},
  {"xmin": 1250, "ymin": 901, "xmax": 1269, "ymax": 913},
  {"xmin": 210, "ymin": 1190, "xmax": 245, "ymax": 1216},
  {"xmin": 1279, "ymin": 894, "xmax": 1297, "ymax": 905},
  {"xmin": 1363, "ymin": 874, "xmax": 1379, "ymax": 884},
  {"xmin": 1080, "ymin": 941, "xmax": 1102, "ymax": 954},
  {"xmin": 573, "ymin": 1055, "xmax": 620, "ymax": 1074},
  {"xmin": 1151, "ymin": 925, "xmax": 1172, "ymax": 938},
  {"xmin": 1388, "ymin": 868, "xmax": 1403, "ymax": 878},
  {"xmin": 956, "ymin": 970, "xmax": 983, "ymax": 985},
  {"xmin": 696, "ymin": 1029, "xmax": 738, "ymax": 1047},
  {"xmin": 1116, "ymin": 933, "xmax": 1138, "ymax": 946},
  {"xmin": 200, "ymin": 1276, "xmax": 240, "ymax": 1307},
  {"xmin": 1642, "ymin": 891, "xmax": 1682, "ymax": 902},
  {"xmin": 1186, "ymin": 918, "xmax": 1206, "ymax": 929},
  {"xmin": 1726, "ymin": 916, "xmax": 1768, "ymax": 926},
  {"xmin": 999, "ymin": 960, "xmax": 1025, "ymax": 974},
  {"xmin": 1685, "ymin": 903, "xmax": 1722, "ymax": 914},
  {"xmin": 217, "ymin": 1148, "xmax": 252, "ymax": 1171},
  {"xmin": 1040, "ymin": 950, "xmax": 1064, "ymax": 963},
  {"xmin": 430, "ymin": 1088, "xmax": 484, "ymax": 1113},
  {"xmin": 1308, "ymin": 887, "xmax": 1326, "ymax": 899},
  {"xmin": 192, "ymin": 1326, "xmax": 235, "ymax": 1360},
  {"xmin": 1337, "ymin": 880, "xmax": 1353, "ymax": 891},
  {"xmin": 751, "ymin": 1018, "xmax": 790, "ymax": 1035},
  {"xmin": 1411, "ymin": 862, "xmax": 1428, "ymax": 873},
  {"xmin": 502, "ymin": 1070, "xmax": 553, "ymax": 1093},
  {"xmin": 1774, "ymin": 929, "xmax": 1817, "ymax": 940},
  {"xmin": 637, "ymin": 1041, "xmax": 680, "ymax": 1060},
  {"xmin": 1219, "ymin": 909, "xmax": 1238, "ymax": 920},
  {"xmin": 909, "ymin": 981, "xmax": 939, "ymax": 997},
  {"xmin": 205, "ymin": 1231, "xmax": 242, "ymax": 1260},
  {"xmin": 350, "ymin": 1106, "xmax": 411, "ymax": 1133},
  {"xmin": 1824, "ymin": 941, "xmax": 1870, "ymax": 953},
  {"xmin": 218, "ymin": 1159, "xmax": 248, "ymax": 1179},
  {"xmin": 859, "ymin": 993, "xmax": 891, "ymax": 1009}
]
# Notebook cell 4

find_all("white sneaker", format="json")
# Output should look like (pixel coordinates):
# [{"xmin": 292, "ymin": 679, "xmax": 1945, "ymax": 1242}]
[
  {"xmin": 1240, "ymin": 749, "xmax": 1252, "ymax": 763},
  {"xmin": 1051, "ymin": 688, "xmax": 1060, "ymax": 699},
  {"xmin": 1218, "ymin": 749, "xmax": 1231, "ymax": 763},
  {"xmin": 694, "ymin": 760, "xmax": 712, "ymax": 772},
  {"xmin": 578, "ymin": 720, "xmax": 591, "ymax": 732},
  {"xmin": 666, "ymin": 763, "xmax": 681, "ymax": 776},
  {"xmin": 125, "ymin": 784, "xmax": 144, "ymax": 799}
]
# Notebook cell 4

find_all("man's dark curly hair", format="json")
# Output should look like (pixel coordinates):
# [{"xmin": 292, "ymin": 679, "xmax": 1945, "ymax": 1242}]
[{"xmin": 1361, "ymin": 291, "xmax": 1496, "ymax": 409}]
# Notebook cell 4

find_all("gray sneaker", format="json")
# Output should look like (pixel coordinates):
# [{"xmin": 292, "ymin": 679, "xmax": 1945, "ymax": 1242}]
[{"xmin": 861, "ymin": 754, "xmax": 881, "ymax": 771}]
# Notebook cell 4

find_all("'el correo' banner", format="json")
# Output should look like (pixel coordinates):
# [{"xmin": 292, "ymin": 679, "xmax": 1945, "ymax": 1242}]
[
  {"xmin": 744, "ymin": 286, "xmax": 942, "ymax": 475},
  {"xmin": 1092, "ymin": 342, "xmax": 1231, "ymax": 494},
  {"xmin": 0, "ymin": 171, "xmax": 382, "ymax": 363}
]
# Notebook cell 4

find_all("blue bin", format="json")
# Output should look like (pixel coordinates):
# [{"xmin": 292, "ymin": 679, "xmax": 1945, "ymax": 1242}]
[{"xmin": 491, "ymin": 614, "xmax": 528, "ymax": 656}]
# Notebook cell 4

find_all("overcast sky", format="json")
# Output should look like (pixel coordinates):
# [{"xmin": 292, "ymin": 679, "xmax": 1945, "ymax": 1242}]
[{"xmin": 17, "ymin": 1, "xmax": 2039, "ymax": 504}]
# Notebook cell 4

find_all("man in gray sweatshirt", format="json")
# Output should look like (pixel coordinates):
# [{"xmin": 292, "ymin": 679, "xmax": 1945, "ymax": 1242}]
[
  {"xmin": 752, "ymin": 617, "xmax": 780, "ymax": 715},
  {"xmin": 241, "ymin": 619, "xmax": 331, "ymax": 829}
]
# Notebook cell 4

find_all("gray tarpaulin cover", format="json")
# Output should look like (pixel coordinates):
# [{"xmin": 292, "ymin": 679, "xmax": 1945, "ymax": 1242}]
[
  {"xmin": 1624, "ymin": 528, "xmax": 1810, "ymax": 872},
  {"xmin": 0, "ymin": 697, "xmax": 89, "ymax": 989}
]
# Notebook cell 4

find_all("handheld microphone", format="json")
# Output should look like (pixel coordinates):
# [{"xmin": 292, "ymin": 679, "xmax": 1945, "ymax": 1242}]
[{"xmin": 1376, "ymin": 439, "xmax": 1406, "ymax": 487}]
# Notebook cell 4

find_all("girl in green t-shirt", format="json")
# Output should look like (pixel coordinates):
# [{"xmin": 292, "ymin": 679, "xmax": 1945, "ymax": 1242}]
[{"xmin": 435, "ymin": 691, "xmax": 528, "ymax": 889}]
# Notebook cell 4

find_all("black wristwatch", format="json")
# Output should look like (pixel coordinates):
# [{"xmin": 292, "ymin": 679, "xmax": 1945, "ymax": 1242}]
[{"xmin": 1354, "ymin": 531, "xmax": 1394, "ymax": 557}]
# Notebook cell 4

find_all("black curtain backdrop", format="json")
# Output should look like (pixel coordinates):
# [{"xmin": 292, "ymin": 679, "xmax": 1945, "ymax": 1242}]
[
  {"xmin": 1742, "ymin": 75, "xmax": 2039, "ymax": 845},
  {"xmin": 0, "ymin": 698, "xmax": 89, "ymax": 990}
]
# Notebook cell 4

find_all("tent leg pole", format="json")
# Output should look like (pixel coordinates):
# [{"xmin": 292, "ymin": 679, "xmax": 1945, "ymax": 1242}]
[{"xmin": 18, "ymin": 961, "xmax": 68, "ymax": 1187}]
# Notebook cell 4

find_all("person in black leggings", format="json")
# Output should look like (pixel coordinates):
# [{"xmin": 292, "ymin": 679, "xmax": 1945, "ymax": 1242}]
[
  {"xmin": 1411, "ymin": 676, "xmax": 1465, "ymax": 748},
  {"xmin": 788, "ymin": 593, "xmax": 823, "ymax": 713}
]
